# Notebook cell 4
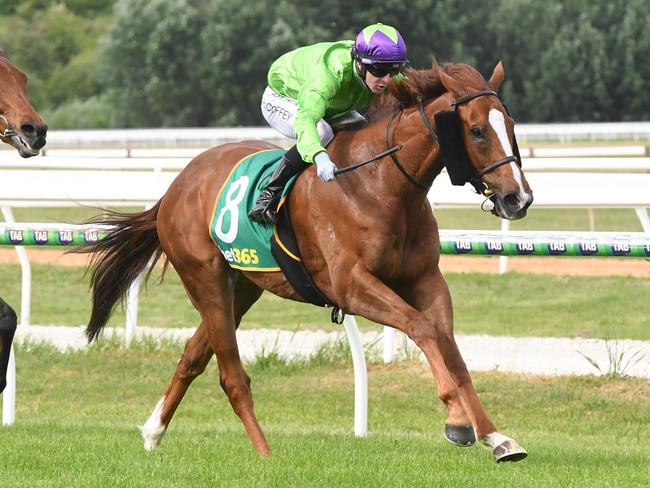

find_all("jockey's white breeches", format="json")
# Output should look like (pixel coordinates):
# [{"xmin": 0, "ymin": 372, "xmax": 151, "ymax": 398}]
[{"xmin": 260, "ymin": 86, "xmax": 334, "ymax": 147}]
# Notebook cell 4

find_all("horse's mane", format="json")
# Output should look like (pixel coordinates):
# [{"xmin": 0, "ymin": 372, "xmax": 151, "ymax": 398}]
[{"xmin": 368, "ymin": 62, "xmax": 488, "ymax": 122}]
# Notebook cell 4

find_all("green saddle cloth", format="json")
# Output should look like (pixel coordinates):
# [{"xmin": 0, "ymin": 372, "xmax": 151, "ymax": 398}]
[{"xmin": 209, "ymin": 148, "xmax": 291, "ymax": 271}]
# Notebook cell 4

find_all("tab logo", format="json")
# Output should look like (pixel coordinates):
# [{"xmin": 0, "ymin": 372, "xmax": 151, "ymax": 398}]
[
  {"xmin": 486, "ymin": 240, "xmax": 502, "ymax": 254},
  {"xmin": 58, "ymin": 230, "xmax": 73, "ymax": 245},
  {"xmin": 8, "ymin": 229, "xmax": 23, "ymax": 244},
  {"xmin": 611, "ymin": 240, "xmax": 630, "ymax": 256},
  {"xmin": 84, "ymin": 230, "xmax": 99, "ymax": 243},
  {"xmin": 548, "ymin": 239, "xmax": 566, "ymax": 255},
  {"xmin": 516, "ymin": 240, "xmax": 534, "ymax": 255},
  {"xmin": 34, "ymin": 230, "xmax": 49, "ymax": 244},
  {"xmin": 454, "ymin": 239, "xmax": 472, "ymax": 254},
  {"xmin": 579, "ymin": 240, "xmax": 598, "ymax": 255}
]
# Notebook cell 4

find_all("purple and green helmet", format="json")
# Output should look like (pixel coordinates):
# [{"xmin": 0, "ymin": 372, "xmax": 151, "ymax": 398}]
[{"xmin": 352, "ymin": 23, "xmax": 408, "ymax": 65}]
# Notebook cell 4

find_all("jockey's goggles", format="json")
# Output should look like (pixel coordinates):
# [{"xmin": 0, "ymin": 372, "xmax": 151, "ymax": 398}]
[{"xmin": 365, "ymin": 62, "xmax": 405, "ymax": 78}]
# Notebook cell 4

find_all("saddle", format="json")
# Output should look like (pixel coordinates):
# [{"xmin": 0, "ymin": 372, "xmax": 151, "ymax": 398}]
[{"xmin": 210, "ymin": 149, "xmax": 335, "ymax": 308}]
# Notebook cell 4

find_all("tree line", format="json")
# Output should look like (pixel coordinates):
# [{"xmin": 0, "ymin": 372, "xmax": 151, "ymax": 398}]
[{"xmin": 1, "ymin": 0, "xmax": 648, "ymax": 128}]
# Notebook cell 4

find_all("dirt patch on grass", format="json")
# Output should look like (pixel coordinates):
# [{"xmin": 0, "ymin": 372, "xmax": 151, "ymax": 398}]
[
  {"xmin": 590, "ymin": 376, "xmax": 650, "ymax": 400},
  {"xmin": 439, "ymin": 255, "xmax": 650, "ymax": 277},
  {"xmin": 0, "ymin": 248, "xmax": 90, "ymax": 266},
  {"xmin": 1, "ymin": 248, "xmax": 648, "ymax": 277}
]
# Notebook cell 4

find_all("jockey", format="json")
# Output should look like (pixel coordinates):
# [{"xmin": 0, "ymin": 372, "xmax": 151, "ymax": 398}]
[{"xmin": 248, "ymin": 22, "xmax": 408, "ymax": 224}]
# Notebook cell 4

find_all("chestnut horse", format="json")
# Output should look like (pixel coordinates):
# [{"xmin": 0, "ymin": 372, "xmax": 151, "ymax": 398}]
[
  {"xmin": 81, "ymin": 61, "xmax": 533, "ymax": 462},
  {"xmin": 0, "ymin": 48, "xmax": 47, "ymax": 393}
]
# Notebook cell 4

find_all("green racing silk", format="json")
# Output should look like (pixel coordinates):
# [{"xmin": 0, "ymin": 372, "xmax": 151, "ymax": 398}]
[{"xmin": 267, "ymin": 40, "xmax": 374, "ymax": 163}]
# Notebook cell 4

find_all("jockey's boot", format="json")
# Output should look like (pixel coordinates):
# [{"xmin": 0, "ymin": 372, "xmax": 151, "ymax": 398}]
[{"xmin": 248, "ymin": 145, "xmax": 308, "ymax": 224}]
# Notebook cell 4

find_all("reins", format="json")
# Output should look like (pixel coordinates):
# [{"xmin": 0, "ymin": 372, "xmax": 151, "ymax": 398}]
[
  {"xmin": 333, "ymin": 89, "xmax": 520, "ymax": 199},
  {"xmin": 332, "ymin": 144, "xmax": 403, "ymax": 176},
  {"xmin": 385, "ymin": 104, "xmax": 430, "ymax": 191},
  {"xmin": 331, "ymin": 103, "xmax": 431, "ymax": 191}
]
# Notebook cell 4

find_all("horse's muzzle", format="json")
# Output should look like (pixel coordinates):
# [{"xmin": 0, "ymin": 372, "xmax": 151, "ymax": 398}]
[
  {"xmin": 21, "ymin": 121, "xmax": 48, "ymax": 149},
  {"xmin": 12, "ymin": 121, "xmax": 47, "ymax": 157},
  {"xmin": 494, "ymin": 191, "xmax": 533, "ymax": 220}
]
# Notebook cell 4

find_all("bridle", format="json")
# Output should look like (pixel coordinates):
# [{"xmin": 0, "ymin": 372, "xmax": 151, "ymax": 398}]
[
  {"xmin": 0, "ymin": 114, "xmax": 16, "ymax": 138},
  {"xmin": 1, "ymin": 54, "xmax": 21, "ymax": 139},
  {"xmin": 384, "ymin": 90, "xmax": 520, "ymax": 196},
  {"xmin": 449, "ymin": 90, "xmax": 520, "ymax": 179}
]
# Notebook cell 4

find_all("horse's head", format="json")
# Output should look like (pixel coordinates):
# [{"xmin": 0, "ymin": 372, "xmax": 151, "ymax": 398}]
[
  {"xmin": 435, "ymin": 62, "xmax": 533, "ymax": 220},
  {"xmin": 0, "ymin": 49, "xmax": 47, "ymax": 157}
]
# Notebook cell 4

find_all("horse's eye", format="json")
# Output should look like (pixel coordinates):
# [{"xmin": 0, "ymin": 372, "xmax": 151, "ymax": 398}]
[{"xmin": 470, "ymin": 126, "xmax": 483, "ymax": 138}]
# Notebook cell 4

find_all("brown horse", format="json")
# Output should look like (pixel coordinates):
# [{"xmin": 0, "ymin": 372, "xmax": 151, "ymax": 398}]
[
  {"xmin": 80, "ymin": 61, "xmax": 533, "ymax": 462},
  {"xmin": 0, "ymin": 48, "xmax": 47, "ymax": 393}
]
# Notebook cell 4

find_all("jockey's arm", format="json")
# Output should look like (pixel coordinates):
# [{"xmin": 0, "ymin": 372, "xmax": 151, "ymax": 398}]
[{"xmin": 294, "ymin": 74, "xmax": 340, "ymax": 164}]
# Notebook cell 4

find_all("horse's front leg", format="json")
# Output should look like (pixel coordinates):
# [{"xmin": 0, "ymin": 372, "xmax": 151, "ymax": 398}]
[
  {"xmin": 0, "ymin": 298, "xmax": 17, "ymax": 393},
  {"xmin": 411, "ymin": 269, "xmax": 527, "ymax": 462},
  {"xmin": 331, "ymin": 265, "xmax": 472, "ymax": 446}
]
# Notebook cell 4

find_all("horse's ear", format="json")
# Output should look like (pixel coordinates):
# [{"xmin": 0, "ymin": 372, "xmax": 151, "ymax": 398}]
[
  {"xmin": 487, "ymin": 61, "xmax": 505, "ymax": 92},
  {"xmin": 438, "ymin": 69, "xmax": 464, "ymax": 98}
]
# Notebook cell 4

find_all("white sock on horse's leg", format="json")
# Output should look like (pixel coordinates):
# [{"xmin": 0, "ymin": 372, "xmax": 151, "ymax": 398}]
[
  {"xmin": 480, "ymin": 431, "xmax": 511, "ymax": 448},
  {"xmin": 480, "ymin": 431, "xmax": 528, "ymax": 462},
  {"xmin": 141, "ymin": 397, "xmax": 167, "ymax": 451}
]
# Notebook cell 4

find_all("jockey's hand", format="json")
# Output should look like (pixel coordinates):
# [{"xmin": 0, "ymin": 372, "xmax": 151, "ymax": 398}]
[{"xmin": 314, "ymin": 151, "xmax": 337, "ymax": 182}]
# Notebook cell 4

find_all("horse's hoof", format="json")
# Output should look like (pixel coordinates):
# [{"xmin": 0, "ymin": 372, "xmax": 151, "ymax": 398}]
[
  {"xmin": 493, "ymin": 439, "xmax": 528, "ymax": 463},
  {"xmin": 444, "ymin": 423, "xmax": 476, "ymax": 447}
]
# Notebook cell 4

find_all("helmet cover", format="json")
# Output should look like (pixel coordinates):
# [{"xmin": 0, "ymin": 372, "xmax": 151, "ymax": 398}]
[{"xmin": 353, "ymin": 23, "xmax": 408, "ymax": 64}]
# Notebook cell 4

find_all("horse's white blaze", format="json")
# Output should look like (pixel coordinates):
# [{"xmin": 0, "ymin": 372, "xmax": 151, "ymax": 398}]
[
  {"xmin": 480, "ymin": 431, "xmax": 512, "ymax": 449},
  {"xmin": 141, "ymin": 396, "xmax": 167, "ymax": 451},
  {"xmin": 488, "ymin": 109, "xmax": 526, "ymax": 199}
]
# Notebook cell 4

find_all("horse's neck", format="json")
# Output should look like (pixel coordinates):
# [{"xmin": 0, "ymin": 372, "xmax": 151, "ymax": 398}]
[{"xmin": 329, "ymin": 102, "xmax": 446, "ymax": 202}]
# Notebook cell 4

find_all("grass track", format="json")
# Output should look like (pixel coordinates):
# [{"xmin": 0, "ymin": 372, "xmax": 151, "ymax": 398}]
[
  {"xmin": 3, "ymin": 202, "xmax": 649, "ymax": 484},
  {"xmin": 1, "ymin": 263, "xmax": 649, "ymax": 340},
  {"xmin": 7, "ymin": 206, "xmax": 647, "ymax": 232},
  {"xmin": 1, "ymin": 344, "xmax": 649, "ymax": 487}
]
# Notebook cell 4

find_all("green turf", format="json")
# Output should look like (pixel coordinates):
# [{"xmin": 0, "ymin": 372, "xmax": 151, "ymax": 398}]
[
  {"xmin": 1, "ymin": 263, "xmax": 648, "ymax": 340},
  {"xmin": 8, "ymin": 206, "xmax": 647, "ymax": 232},
  {"xmin": 1, "ymin": 343, "xmax": 649, "ymax": 487},
  {"xmin": 8, "ymin": 206, "xmax": 141, "ymax": 224},
  {"xmin": 2, "ymin": 206, "xmax": 648, "ymax": 340},
  {"xmin": 433, "ymin": 207, "xmax": 646, "ymax": 232}
]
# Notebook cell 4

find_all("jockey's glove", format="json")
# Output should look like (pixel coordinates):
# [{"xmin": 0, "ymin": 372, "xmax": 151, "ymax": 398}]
[{"xmin": 314, "ymin": 151, "xmax": 337, "ymax": 182}]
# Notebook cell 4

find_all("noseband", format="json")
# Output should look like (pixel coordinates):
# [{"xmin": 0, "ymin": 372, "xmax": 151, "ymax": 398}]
[{"xmin": 385, "ymin": 90, "xmax": 520, "ymax": 197}]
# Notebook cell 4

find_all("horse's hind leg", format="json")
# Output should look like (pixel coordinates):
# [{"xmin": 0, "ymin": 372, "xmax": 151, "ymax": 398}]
[
  {"xmin": 0, "ymin": 298, "xmax": 17, "ymax": 393},
  {"xmin": 141, "ymin": 275, "xmax": 263, "ymax": 451},
  {"xmin": 141, "ymin": 325, "xmax": 212, "ymax": 450},
  {"xmin": 173, "ymin": 257, "xmax": 269, "ymax": 454}
]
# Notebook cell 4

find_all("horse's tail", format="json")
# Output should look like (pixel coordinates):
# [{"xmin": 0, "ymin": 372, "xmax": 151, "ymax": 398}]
[{"xmin": 73, "ymin": 202, "xmax": 166, "ymax": 342}]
